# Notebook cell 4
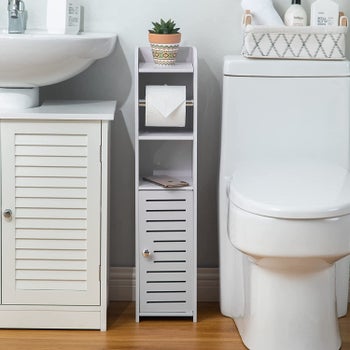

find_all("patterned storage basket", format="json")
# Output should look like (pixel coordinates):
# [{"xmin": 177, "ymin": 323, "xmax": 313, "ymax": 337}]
[{"xmin": 241, "ymin": 11, "xmax": 348, "ymax": 60}]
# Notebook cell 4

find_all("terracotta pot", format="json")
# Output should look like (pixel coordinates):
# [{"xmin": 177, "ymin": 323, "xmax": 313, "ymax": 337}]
[{"xmin": 148, "ymin": 33, "xmax": 181, "ymax": 65}]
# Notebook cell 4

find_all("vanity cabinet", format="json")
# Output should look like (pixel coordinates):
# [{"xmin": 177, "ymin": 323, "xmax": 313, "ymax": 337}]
[
  {"xmin": 135, "ymin": 47, "xmax": 197, "ymax": 321},
  {"xmin": 0, "ymin": 100, "xmax": 115, "ymax": 330}
]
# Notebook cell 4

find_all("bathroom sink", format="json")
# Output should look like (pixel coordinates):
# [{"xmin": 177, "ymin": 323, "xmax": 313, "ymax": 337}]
[{"xmin": 0, "ymin": 31, "xmax": 117, "ymax": 88}]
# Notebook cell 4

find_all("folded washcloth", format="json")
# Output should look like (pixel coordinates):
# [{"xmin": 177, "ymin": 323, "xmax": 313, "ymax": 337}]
[{"xmin": 241, "ymin": 0, "xmax": 284, "ymax": 26}]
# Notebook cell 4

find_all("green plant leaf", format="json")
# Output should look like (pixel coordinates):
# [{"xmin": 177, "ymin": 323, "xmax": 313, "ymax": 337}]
[{"xmin": 149, "ymin": 18, "xmax": 180, "ymax": 34}]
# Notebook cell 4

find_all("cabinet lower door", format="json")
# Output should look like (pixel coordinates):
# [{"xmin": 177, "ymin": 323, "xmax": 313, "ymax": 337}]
[
  {"xmin": 1, "ymin": 120, "xmax": 101, "ymax": 306},
  {"xmin": 139, "ymin": 190, "xmax": 194, "ymax": 315}
]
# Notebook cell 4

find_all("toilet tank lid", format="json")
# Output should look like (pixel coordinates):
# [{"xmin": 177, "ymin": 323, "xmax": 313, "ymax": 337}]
[
  {"xmin": 229, "ymin": 161, "xmax": 350, "ymax": 219},
  {"xmin": 224, "ymin": 55, "xmax": 350, "ymax": 77}
]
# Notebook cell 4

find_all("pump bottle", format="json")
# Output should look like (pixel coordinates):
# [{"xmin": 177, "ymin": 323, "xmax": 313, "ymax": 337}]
[{"xmin": 284, "ymin": 0, "xmax": 307, "ymax": 26}]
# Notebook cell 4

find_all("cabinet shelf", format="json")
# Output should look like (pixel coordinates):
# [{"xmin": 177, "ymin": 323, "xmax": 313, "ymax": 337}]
[
  {"xmin": 139, "ymin": 131, "xmax": 194, "ymax": 140},
  {"xmin": 139, "ymin": 99, "xmax": 194, "ymax": 107},
  {"xmin": 139, "ymin": 62, "xmax": 193, "ymax": 73},
  {"xmin": 139, "ymin": 177, "xmax": 193, "ymax": 191}
]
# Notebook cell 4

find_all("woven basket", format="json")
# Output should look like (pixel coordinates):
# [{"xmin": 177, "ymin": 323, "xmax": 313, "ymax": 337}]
[{"xmin": 241, "ymin": 11, "xmax": 348, "ymax": 60}]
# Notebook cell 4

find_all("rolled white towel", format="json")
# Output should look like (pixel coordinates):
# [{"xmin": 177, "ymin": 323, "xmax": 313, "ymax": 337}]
[{"xmin": 241, "ymin": 0, "xmax": 284, "ymax": 26}]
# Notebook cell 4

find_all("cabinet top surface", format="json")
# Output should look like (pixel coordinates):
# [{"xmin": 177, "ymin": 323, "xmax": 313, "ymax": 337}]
[
  {"xmin": 137, "ymin": 46, "xmax": 196, "ymax": 73},
  {"xmin": 0, "ymin": 100, "xmax": 117, "ymax": 120}
]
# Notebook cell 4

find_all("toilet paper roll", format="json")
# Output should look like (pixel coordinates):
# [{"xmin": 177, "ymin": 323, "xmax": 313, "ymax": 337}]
[{"xmin": 145, "ymin": 85, "xmax": 186, "ymax": 127}]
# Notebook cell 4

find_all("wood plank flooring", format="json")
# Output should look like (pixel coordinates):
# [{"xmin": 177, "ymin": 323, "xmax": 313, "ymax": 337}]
[{"xmin": 0, "ymin": 302, "xmax": 347, "ymax": 350}]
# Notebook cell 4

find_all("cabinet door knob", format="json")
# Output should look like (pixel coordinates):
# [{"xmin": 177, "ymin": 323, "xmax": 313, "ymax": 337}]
[
  {"xmin": 142, "ymin": 249, "xmax": 151, "ymax": 257},
  {"xmin": 3, "ymin": 209, "xmax": 12, "ymax": 220}
]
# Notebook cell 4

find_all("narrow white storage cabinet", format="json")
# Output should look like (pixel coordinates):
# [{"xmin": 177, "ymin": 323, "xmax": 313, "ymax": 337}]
[
  {"xmin": 0, "ymin": 100, "xmax": 115, "ymax": 330},
  {"xmin": 135, "ymin": 47, "xmax": 197, "ymax": 321}
]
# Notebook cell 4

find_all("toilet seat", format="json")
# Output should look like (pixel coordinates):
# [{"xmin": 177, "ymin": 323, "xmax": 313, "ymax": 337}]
[{"xmin": 229, "ymin": 161, "xmax": 350, "ymax": 219}]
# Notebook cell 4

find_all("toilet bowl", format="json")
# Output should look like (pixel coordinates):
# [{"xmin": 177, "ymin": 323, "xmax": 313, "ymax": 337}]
[
  {"xmin": 228, "ymin": 162, "xmax": 350, "ymax": 349},
  {"xmin": 219, "ymin": 56, "xmax": 350, "ymax": 350}
]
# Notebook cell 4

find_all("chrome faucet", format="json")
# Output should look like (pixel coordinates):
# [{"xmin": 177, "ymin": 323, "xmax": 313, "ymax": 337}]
[{"xmin": 8, "ymin": 0, "xmax": 26, "ymax": 34}]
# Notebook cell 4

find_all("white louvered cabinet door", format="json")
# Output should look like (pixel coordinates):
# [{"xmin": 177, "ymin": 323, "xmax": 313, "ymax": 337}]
[
  {"xmin": 139, "ymin": 190, "xmax": 194, "ymax": 315},
  {"xmin": 1, "ymin": 120, "xmax": 101, "ymax": 306}
]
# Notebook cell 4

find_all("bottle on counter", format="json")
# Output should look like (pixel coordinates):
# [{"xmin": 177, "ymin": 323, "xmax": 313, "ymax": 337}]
[
  {"xmin": 284, "ymin": 0, "xmax": 307, "ymax": 26},
  {"xmin": 310, "ymin": 0, "xmax": 339, "ymax": 26}
]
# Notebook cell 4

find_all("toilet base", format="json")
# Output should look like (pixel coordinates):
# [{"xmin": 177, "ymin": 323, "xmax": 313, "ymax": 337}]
[{"xmin": 234, "ymin": 257, "xmax": 341, "ymax": 350}]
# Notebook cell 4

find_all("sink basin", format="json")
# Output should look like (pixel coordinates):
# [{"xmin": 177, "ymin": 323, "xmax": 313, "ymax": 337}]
[
  {"xmin": 0, "ymin": 31, "xmax": 117, "ymax": 88},
  {"xmin": 0, "ymin": 31, "xmax": 117, "ymax": 110}
]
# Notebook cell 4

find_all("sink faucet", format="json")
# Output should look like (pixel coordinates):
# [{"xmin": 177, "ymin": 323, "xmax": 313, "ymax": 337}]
[{"xmin": 8, "ymin": 0, "xmax": 26, "ymax": 34}]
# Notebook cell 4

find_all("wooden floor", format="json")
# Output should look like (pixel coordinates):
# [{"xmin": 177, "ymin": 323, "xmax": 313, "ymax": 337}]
[{"xmin": 0, "ymin": 302, "xmax": 347, "ymax": 349}]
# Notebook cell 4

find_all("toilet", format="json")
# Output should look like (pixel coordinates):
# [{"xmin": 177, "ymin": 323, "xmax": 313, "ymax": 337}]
[{"xmin": 219, "ymin": 56, "xmax": 350, "ymax": 350}]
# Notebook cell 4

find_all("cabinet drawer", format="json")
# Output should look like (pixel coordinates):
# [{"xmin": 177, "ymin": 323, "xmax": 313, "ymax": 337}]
[{"xmin": 139, "ymin": 190, "xmax": 194, "ymax": 314}]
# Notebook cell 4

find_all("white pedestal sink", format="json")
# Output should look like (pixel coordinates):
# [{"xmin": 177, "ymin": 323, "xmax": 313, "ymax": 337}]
[{"xmin": 0, "ymin": 31, "xmax": 117, "ymax": 109}]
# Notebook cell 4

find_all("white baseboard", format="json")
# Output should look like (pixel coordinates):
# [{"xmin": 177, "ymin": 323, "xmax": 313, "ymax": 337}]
[
  {"xmin": 109, "ymin": 267, "xmax": 219, "ymax": 302},
  {"xmin": 109, "ymin": 267, "xmax": 350, "ymax": 305}
]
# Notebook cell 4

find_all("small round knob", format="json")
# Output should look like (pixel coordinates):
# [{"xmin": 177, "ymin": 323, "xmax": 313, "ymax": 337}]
[
  {"xmin": 3, "ymin": 209, "xmax": 12, "ymax": 220},
  {"xmin": 142, "ymin": 249, "xmax": 151, "ymax": 257}
]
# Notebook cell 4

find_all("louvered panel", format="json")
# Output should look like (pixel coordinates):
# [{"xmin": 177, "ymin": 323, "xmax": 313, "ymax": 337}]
[
  {"xmin": 146, "ymin": 269, "xmax": 186, "ymax": 277},
  {"xmin": 145, "ymin": 292, "xmax": 187, "ymax": 301},
  {"xmin": 16, "ymin": 156, "xmax": 87, "ymax": 167},
  {"xmin": 151, "ymin": 251, "xmax": 187, "ymax": 261},
  {"xmin": 145, "ymin": 200, "xmax": 187, "ymax": 211},
  {"xmin": 144, "ymin": 231, "xmax": 188, "ymax": 240},
  {"xmin": 16, "ymin": 208, "xmax": 87, "ymax": 219},
  {"xmin": 15, "ymin": 134, "xmax": 87, "ymax": 296},
  {"xmin": 145, "ymin": 273, "xmax": 188, "ymax": 286},
  {"xmin": 15, "ymin": 145, "xmax": 87, "ymax": 157},
  {"xmin": 16, "ymin": 260, "xmax": 86, "ymax": 270},
  {"xmin": 16, "ymin": 229, "xmax": 87, "ymax": 240},
  {"xmin": 16, "ymin": 198, "xmax": 87, "ymax": 209},
  {"xmin": 16, "ymin": 249, "xmax": 87, "ymax": 260},
  {"xmin": 16, "ymin": 187, "xmax": 87, "ymax": 199},
  {"xmin": 145, "ymin": 221, "xmax": 188, "ymax": 232},
  {"xmin": 146, "ymin": 292, "xmax": 187, "ymax": 300},
  {"xmin": 151, "ymin": 241, "xmax": 187, "ymax": 251},
  {"xmin": 139, "ymin": 190, "xmax": 194, "ymax": 314},
  {"xmin": 16, "ymin": 219, "xmax": 87, "ymax": 230},
  {"xmin": 16, "ymin": 177, "xmax": 87, "ymax": 188},
  {"xmin": 2, "ymin": 121, "xmax": 101, "ymax": 306},
  {"xmin": 15, "ymin": 134, "xmax": 88, "ymax": 146},
  {"xmin": 16, "ymin": 167, "xmax": 86, "ymax": 178},
  {"xmin": 144, "ymin": 211, "xmax": 188, "ymax": 221},
  {"xmin": 16, "ymin": 239, "xmax": 87, "ymax": 250},
  {"xmin": 16, "ymin": 270, "xmax": 87, "ymax": 281},
  {"xmin": 16, "ymin": 281, "xmax": 87, "ymax": 290}
]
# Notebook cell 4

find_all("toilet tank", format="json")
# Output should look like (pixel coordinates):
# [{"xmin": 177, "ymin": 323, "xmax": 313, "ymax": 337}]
[{"xmin": 222, "ymin": 56, "xmax": 350, "ymax": 171}]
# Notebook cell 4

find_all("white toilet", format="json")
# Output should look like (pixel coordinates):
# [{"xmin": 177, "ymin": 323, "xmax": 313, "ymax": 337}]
[{"xmin": 219, "ymin": 56, "xmax": 350, "ymax": 350}]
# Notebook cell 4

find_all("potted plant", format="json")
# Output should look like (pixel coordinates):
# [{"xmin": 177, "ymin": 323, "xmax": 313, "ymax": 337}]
[{"xmin": 148, "ymin": 19, "xmax": 181, "ymax": 65}]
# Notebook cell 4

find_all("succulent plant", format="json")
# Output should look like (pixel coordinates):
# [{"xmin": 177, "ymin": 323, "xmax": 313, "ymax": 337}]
[{"xmin": 149, "ymin": 19, "xmax": 180, "ymax": 34}]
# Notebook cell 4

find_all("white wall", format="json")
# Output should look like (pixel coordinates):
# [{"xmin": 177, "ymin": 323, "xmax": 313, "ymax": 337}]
[{"xmin": 2, "ymin": 0, "xmax": 350, "ymax": 268}]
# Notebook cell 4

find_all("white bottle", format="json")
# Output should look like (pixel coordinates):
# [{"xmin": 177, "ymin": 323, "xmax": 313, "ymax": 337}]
[
  {"xmin": 311, "ymin": 0, "xmax": 339, "ymax": 26},
  {"xmin": 47, "ymin": 0, "xmax": 81, "ymax": 34},
  {"xmin": 284, "ymin": 0, "xmax": 307, "ymax": 26}
]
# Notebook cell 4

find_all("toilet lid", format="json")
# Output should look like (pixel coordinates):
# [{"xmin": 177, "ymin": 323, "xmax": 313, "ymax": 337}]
[{"xmin": 229, "ymin": 162, "xmax": 350, "ymax": 219}]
